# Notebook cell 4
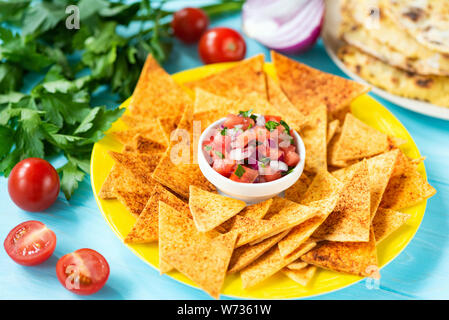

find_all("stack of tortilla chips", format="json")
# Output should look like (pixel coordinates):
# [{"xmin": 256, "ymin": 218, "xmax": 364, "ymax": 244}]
[
  {"xmin": 99, "ymin": 51, "xmax": 435, "ymax": 298},
  {"xmin": 338, "ymin": 0, "xmax": 449, "ymax": 108}
]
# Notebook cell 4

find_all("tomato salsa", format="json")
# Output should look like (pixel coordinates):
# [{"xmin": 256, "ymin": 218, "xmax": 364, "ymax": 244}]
[{"xmin": 202, "ymin": 110, "xmax": 301, "ymax": 183}]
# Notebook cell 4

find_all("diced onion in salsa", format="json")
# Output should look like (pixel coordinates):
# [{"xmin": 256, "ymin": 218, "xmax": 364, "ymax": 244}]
[{"xmin": 203, "ymin": 111, "xmax": 301, "ymax": 183}]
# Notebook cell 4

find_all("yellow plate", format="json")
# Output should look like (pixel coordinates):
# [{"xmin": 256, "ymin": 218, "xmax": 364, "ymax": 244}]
[{"xmin": 91, "ymin": 62, "xmax": 427, "ymax": 299}]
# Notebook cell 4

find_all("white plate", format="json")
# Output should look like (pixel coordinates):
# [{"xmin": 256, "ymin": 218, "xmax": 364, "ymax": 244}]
[{"xmin": 322, "ymin": 0, "xmax": 449, "ymax": 121}]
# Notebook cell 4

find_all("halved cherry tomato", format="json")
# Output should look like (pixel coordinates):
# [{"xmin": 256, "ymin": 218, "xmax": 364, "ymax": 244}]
[
  {"xmin": 56, "ymin": 248, "xmax": 110, "ymax": 296},
  {"xmin": 172, "ymin": 7, "xmax": 209, "ymax": 43},
  {"xmin": 4, "ymin": 221, "xmax": 56, "ymax": 266},
  {"xmin": 8, "ymin": 158, "xmax": 60, "ymax": 212},
  {"xmin": 285, "ymin": 151, "xmax": 300, "ymax": 167},
  {"xmin": 199, "ymin": 27, "xmax": 246, "ymax": 64},
  {"xmin": 230, "ymin": 166, "xmax": 258, "ymax": 183},
  {"xmin": 212, "ymin": 159, "xmax": 236, "ymax": 177}
]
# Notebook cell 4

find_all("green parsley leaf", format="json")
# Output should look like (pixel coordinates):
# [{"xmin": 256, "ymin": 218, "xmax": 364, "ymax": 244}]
[
  {"xmin": 265, "ymin": 120, "xmax": 280, "ymax": 131},
  {"xmin": 0, "ymin": 27, "xmax": 52, "ymax": 71},
  {"xmin": 221, "ymin": 127, "xmax": 227, "ymax": 136},
  {"xmin": 0, "ymin": 0, "xmax": 30, "ymax": 24},
  {"xmin": 59, "ymin": 160, "xmax": 86, "ymax": 200},
  {"xmin": 214, "ymin": 150, "xmax": 225, "ymax": 159},
  {"xmin": 259, "ymin": 157, "xmax": 270, "ymax": 165},
  {"xmin": 280, "ymin": 120, "xmax": 291, "ymax": 135},
  {"xmin": 0, "ymin": 63, "xmax": 23, "ymax": 94},
  {"xmin": 204, "ymin": 145, "xmax": 212, "ymax": 151},
  {"xmin": 0, "ymin": 125, "xmax": 13, "ymax": 158},
  {"xmin": 282, "ymin": 167, "xmax": 295, "ymax": 176},
  {"xmin": 234, "ymin": 164, "xmax": 246, "ymax": 178},
  {"xmin": 239, "ymin": 109, "xmax": 253, "ymax": 118},
  {"xmin": 22, "ymin": 2, "xmax": 66, "ymax": 36}
]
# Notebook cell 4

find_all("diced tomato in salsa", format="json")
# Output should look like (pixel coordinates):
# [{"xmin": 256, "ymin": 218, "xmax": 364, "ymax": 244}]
[
  {"xmin": 223, "ymin": 114, "xmax": 255, "ymax": 130},
  {"xmin": 265, "ymin": 115, "xmax": 282, "ymax": 123},
  {"xmin": 263, "ymin": 167, "xmax": 283, "ymax": 182},
  {"xmin": 230, "ymin": 166, "xmax": 259, "ymax": 183},
  {"xmin": 212, "ymin": 131, "xmax": 231, "ymax": 155},
  {"xmin": 212, "ymin": 159, "xmax": 236, "ymax": 177},
  {"xmin": 284, "ymin": 150, "xmax": 300, "ymax": 167},
  {"xmin": 204, "ymin": 111, "xmax": 301, "ymax": 183}
]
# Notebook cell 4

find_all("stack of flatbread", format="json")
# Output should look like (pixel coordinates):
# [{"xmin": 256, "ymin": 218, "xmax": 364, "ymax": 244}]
[
  {"xmin": 98, "ymin": 52, "xmax": 435, "ymax": 299},
  {"xmin": 337, "ymin": 0, "xmax": 449, "ymax": 108}
]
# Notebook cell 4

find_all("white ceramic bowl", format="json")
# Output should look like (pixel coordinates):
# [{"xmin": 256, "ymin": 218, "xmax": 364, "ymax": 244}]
[{"xmin": 198, "ymin": 118, "xmax": 306, "ymax": 204}]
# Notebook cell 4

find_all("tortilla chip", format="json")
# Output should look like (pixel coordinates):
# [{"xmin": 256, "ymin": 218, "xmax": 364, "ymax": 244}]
[
  {"xmin": 333, "ymin": 150, "xmax": 399, "ymax": 219},
  {"xmin": 380, "ymin": 167, "xmax": 436, "ymax": 210},
  {"xmin": 329, "ymin": 113, "xmax": 390, "ymax": 162},
  {"xmin": 129, "ymin": 54, "xmax": 191, "ymax": 119},
  {"xmin": 159, "ymin": 258, "xmax": 174, "ymax": 274},
  {"xmin": 220, "ymin": 198, "xmax": 275, "ymax": 232},
  {"xmin": 266, "ymin": 76, "xmax": 307, "ymax": 130},
  {"xmin": 313, "ymin": 160, "xmax": 371, "ymax": 242},
  {"xmin": 302, "ymin": 227, "xmax": 379, "ymax": 278},
  {"xmin": 301, "ymin": 170, "xmax": 343, "ymax": 204},
  {"xmin": 125, "ymin": 184, "xmax": 189, "ymax": 243},
  {"xmin": 241, "ymin": 241, "xmax": 316, "ymax": 288},
  {"xmin": 240, "ymin": 198, "xmax": 273, "ymax": 220},
  {"xmin": 278, "ymin": 195, "xmax": 340, "ymax": 258},
  {"xmin": 157, "ymin": 115, "xmax": 180, "ymax": 142},
  {"xmin": 284, "ymin": 173, "xmax": 312, "ymax": 203},
  {"xmin": 283, "ymin": 265, "xmax": 317, "ymax": 286},
  {"xmin": 98, "ymin": 165, "xmax": 121, "ymax": 199},
  {"xmin": 192, "ymin": 89, "xmax": 284, "ymax": 130},
  {"xmin": 193, "ymin": 88, "xmax": 236, "ymax": 114},
  {"xmin": 185, "ymin": 55, "xmax": 267, "ymax": 100},
  {"xmin": 123, "ymin": 134, "xmax": 167, "ymax": 154},
  {"xmin": 373, "ymin": 208, "xmax": 411, "ymax": 244},
  {"xmin": 302, "ymin": 104, "xmax": 327, "ymax": 174},
  {"xmin": 158, "ymin": 202, "xmax": 237, "ymax": 299},
  {"xmin": 189, "ymin": 185, "xmax": 246, "ymax": 232},
  {"xmin": 391, "ymin": 149, "xmax": 424, "ymax": 178},
  {"xmin": 152, "ymin": 104, "xmax": 216, "ymax": 198},
  {"xmin": 106, "ymin": 151, "xmax": 162, "ymax": 215},
  {"xmin": 286, "ymin": 261, "xmax": 308, "ymax": 270},
  {"xmin": 271, "ymin": 51, "xmax": 369, "ymax": 115},
  {"xmin": 327, "ymin": 119, "xmax": 340, "ymax": 144},
  {"xmin": 100, "ymin": 134, "xmax": 161, "ymax": 200},
  {"xmin": 113, "ymin": 123, "xmax": 169, "ymax": 147},
  {"xmin": 238, "ymin": 93, "xmax": 285, "ymax": 117},
  {"xmin": 108, "ymin": 151, "xmax": 161, "ymax": 193},
  {"xmin": 228, "ymin": 230, "xmax": 290, "ymax": 274},
  {"xmin": 115, "ymin": 189, "xmax": 153, "ymax": 216},
  {"xmin": 152, "ymin": 152, "xmax": 216, "ymax": 199},
  {"xmin": 193, "ymin": 109, "xmax": 225, "ymax": 132},
  {"xmin": 233, "ymin": 199, "xmax": 319, "ymax": 247}
]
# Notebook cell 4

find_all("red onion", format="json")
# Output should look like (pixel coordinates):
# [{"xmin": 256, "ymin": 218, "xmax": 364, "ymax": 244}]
[
  {"xmin": 242, "ymin": 0, "xmax": 324, "ymax": 53},
  {"xmin": 267, "ymin": 138, "xmax": 277, "ymax": 148}
]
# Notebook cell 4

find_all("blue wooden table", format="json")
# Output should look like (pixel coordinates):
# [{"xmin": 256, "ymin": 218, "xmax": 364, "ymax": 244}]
[{"xmin": 1, "ymin": 9, "xmax": 448, "ymax": 300}]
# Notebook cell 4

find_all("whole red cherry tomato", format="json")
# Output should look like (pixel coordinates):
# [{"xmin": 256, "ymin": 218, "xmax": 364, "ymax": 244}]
[
  {"xmin": 8, "ymin": 158, "xmax": 60, "ymax": 212},
  {"xmin": 56, "ymin": 248, "xmax": 110, "ymax": 295},
  {"xmin": 198, "ymin": 27, "xmax": 246, "ymax": 64},
  {"xmin": 172, "ymin": 7, "xmax": 209, "ymax": 43},
  {"xmin": 4, "ymin": 220, "xmax": 57, "ymax": 266}
]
